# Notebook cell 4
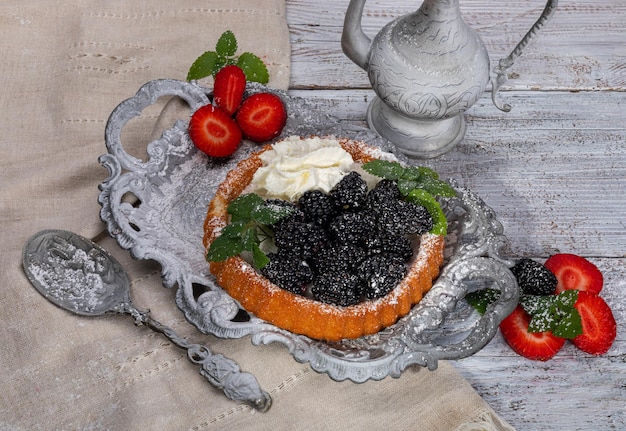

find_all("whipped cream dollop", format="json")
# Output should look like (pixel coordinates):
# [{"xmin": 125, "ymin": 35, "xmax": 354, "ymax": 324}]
[{"xmin": 250, "ymin": 136, "xmax": 354, "ymax": 201}]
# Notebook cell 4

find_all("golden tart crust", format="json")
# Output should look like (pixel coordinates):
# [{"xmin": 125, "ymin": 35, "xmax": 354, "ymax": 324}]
[{"xmin": 203, "ymin": 138, "xmax": 445, "ymax": 341}]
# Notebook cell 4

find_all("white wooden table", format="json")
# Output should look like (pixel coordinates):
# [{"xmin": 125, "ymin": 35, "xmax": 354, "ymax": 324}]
[{"xmin": 285, "ymin": 1, "xmax": 626, "ymax": 429}]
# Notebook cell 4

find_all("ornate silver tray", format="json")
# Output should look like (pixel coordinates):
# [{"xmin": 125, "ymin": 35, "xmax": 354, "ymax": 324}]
[{"xmin": 98, "ymin": 79, "xmax": 519, "ymax": 383}]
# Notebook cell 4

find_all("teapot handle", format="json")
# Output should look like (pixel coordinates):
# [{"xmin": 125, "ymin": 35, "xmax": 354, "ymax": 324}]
[{"xmin": 492, "ymin": 0, "xmax": 559, "ymax": 112}]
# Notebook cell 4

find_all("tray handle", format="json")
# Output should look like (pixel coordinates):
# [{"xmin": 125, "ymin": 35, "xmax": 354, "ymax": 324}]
[
  {"xmin": 392, "ymin": 256, "xmax": 518, "ymax": 373},
  {"xmin": 103, "ymin": 79, "xmax": 210, "ymax": 173}
]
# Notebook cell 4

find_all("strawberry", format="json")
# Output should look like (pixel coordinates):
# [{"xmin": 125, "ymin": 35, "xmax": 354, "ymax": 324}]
[
  {"xmin": 188, "ymin": 104, "xmax": 242, "ymax": 158},
  {"xmin": 572, "ymin": 291, "xmax": 616, "ymax": 355},
  {"xmin": 499, "ymin": 305, "xmax": 566, "ymax": 361},
  {"xmin": 213, "ymin": 65, "xmax": 246, "ymax": 116},
  {"xmin": 544, "ymin": 253, "xmax": 603, "ymax": 294},
  {"xmin": 236, "ymin": 92, "xmax": 287, "ymax": 143}
]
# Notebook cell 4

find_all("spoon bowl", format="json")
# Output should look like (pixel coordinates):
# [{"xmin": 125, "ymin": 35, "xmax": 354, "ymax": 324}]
[{"xmin": 23, "ymin": 229, "xmax": 131, "ymax": 316}]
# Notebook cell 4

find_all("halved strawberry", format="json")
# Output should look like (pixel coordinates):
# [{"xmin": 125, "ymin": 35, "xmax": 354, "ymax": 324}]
[
  {"xmin": 499, "ymin": 305, "xmax": 566, "ymax": 361},
  {"xmin": 573, "ymin": 291, "xmax": 616, "ymax": 355},
  {"xmin": 544, "ymin": 253, "xmax": 603, "ymax": 294},
  {"xmin": 213, "ymin": 65, "xmax": 246, "ymax": 116},
  {"xmin": 188, "ymin": 104, "xmax": 242, "ymax": 158},
  {"xmin": 236, "ymin": 92, "xmax": 287, "ymax": 143}
]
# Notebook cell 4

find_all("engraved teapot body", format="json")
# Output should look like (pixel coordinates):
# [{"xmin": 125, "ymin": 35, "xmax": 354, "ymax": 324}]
[{"xmin": 342, "ymin": 0, "xmax": 558, "ymax": 158}]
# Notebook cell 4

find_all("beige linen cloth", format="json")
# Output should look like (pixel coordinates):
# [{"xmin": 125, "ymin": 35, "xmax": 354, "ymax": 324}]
[{"xmin": 0, "ymin": 1, "xmax": 514, "ymax": 430}]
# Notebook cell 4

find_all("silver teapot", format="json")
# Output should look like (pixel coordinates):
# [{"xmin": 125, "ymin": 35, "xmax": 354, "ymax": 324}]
[{"xmin": 342, "ymin": 0, "xmax": 558, "ymax": 158}]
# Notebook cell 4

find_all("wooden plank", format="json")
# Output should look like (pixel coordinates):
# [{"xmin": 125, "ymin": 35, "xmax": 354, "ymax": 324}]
[
  {"xmin": 285, "ymin": 0, "xmax": 626, "ymax": 90},
  {"xmin": 288, "ymin": 89, "xmax": 626, "ymax": 258}
]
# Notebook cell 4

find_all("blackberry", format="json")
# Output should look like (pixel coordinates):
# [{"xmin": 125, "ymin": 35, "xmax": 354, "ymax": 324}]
[
  {"xmin": 366, "ymin": 179, "xmax": 402, "ymax": 210},
  {"xmin": 298, "ymin": 190, "xmax": 337, "ymax": 227},
  {"xmin": 311, "ymin": 271, "xmax": 363, "ymax": 306},
  {"xmin": 399, "ymin": 200, "xmax": 434, "ymax": 234},
  {"xmin": 374, "ymin": 199, "xmax": 433, "ymax": 236},
  {"xmin": 265, "ymin": 199, "xmax": 305, "ymax": 228},
  {"xmin": 330, "ymin": 171, "xmax": 368, "ymax": 212},
  {"xmin": 261, "ymin": 252, "xmax": 314, "ymax": 295},
  {"xmin": 312, "ymin": 242, "xmax": 367, "ymax": 274},
  {"xmin": 328, "ymin": 210, "xmax": 377, "ymax": 244},
  {"xmin": 273, "ymin": 220, "xmax": 328, "ymax": 259},
  {"xmin": 511, "ymin": 258, "xmax": 558, "ymax": 296},
  {"xmin": 363, "ymin": 232, "xmax": 413, "ymax": 262},
  {"xmin": 358, "ymin": 255, "xmax": 407, "ymax": 299}
]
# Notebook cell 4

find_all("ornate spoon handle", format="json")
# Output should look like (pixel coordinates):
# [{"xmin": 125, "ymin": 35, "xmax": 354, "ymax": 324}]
[{"xmin": 128, "ymin": 306, "xmax": 272, "ymax": 412}]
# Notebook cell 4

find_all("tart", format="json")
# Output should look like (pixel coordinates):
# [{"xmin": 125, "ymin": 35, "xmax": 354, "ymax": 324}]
[{"xmin": 203, "ymin": 136, "xmax": 445, "ymax": 341}]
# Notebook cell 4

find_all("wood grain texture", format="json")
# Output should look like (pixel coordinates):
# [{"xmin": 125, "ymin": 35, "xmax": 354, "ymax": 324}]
[
  {"xmin": 284, "ymin": 1, "xmax": 626, "ymax": 429},
  {"xmin": 286, "ymin": 0, "xmax": 626, "ymax": 90}
]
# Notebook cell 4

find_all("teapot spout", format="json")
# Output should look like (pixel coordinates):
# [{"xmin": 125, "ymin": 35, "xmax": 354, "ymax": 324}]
[{"xmin": 341, "ymin": 0, "xmax": 371, "ymax": 71}]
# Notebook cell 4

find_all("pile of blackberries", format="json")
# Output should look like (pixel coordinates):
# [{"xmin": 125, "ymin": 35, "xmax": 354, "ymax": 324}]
[{"xmin": 260, "ymin": 172, "xmax": 433, "ymax": 306}]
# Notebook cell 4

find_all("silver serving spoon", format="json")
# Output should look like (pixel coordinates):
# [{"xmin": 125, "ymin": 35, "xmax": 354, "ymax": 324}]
[{"xmin": 22, "ymin": 229, "xmax": 272, "ymax": 412}]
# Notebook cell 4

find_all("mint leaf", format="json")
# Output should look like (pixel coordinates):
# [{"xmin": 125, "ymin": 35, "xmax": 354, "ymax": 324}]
[
  {"xmin": 207, "ymin": 193, "xmax": 293, "ymax": 268},
  {"xmin": 523, "ymin": 295, "xmax": 558, "ymax": 333},
  {"xmin": 555, "ymin": 288, "xmax": 579, "ymax": 308},
  {"xmin": 207, "ymin": 233, "xmax": 245, "ymax": 262},
  {"xmin": 252, "ymin": 243, "xmax": 270, "ymax": 269},
  {"xmin": 466, "ymin": 289, "xmax": 583, "ymax": 339},
  {"xmin": 187, "ymin": 31, "xmax": 270, "ymax": 83},
  {"xmin": 218, "ymin": 221, "xmax": 248, "ymax": 239},
  {"xmin": 362, "ymin": 160, "xmax": 405, "ymax": 180},
  {"xmin": 186, "ymin": 51, "xmax": 221, "ymax": 81},
  {"xmin": 520, "ymin": 290, "xmax": 582, "ymax": 339},
  {"xmin": 228, "ymin": 193, "xmax": 265, "ymax": 222},
  {"xmin": 403, "ymin": 165, "xmax": 434, "ymax": 181},
  {"xmin": 553, "ymin": 307, "xmax": 583, "ymax": 339},
  {"xmin": 415, "ymin": 174, "xmax": 457, "ymax": 198},
  {"xmin": 237, "ymin": 52, "xmax": 269, "ymax": 84},
  {"xmin": 251, "ymin": 203, "xmax": 293, "ymax": 225},
  {"xmin": 216, "ymin": 30, "xmax": 238, "ymax": 57},
  {"xmin": 241, "ymin": 227, "xmax": 258, "ymax": 252},
  {"xmin": 228, "ymin": 193, "xmax": 293, "ymax": 225},
  {"xmin": 465, "ymin": 288, "xmax": 501, "ymax": 315},
  {"xmin": 397, "ymin": 178, "xmax": 420, "ymax": 196}
]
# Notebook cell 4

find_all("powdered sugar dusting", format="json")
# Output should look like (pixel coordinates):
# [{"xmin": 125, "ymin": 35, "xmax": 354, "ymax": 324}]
[{"xmin": 24, "ymin": 231, "xmax": 126, "ymax": 315}]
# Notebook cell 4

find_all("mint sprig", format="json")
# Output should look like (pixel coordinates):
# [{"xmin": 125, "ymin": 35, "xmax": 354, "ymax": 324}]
[
  {"xmin": 187, "ymin": 30, "xmax": 269, "ymax": 84},
  {"xmin": 519, "ymin": 290, "xmax": 582, "ymax": 338},
  {"xmin": 207, "ymin": 193, "xmax": 292, "ymax": 268},
  {"xmin": 466, "ymin": 288, "xmax": 583, "ymax": 339},
  {"xmin": 362, "ymin": 160, "xmax": 455, "ymax": 235},
  {"xmin": 465, "ymin": 288, "xmax": 502, "ymax": 315}
]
